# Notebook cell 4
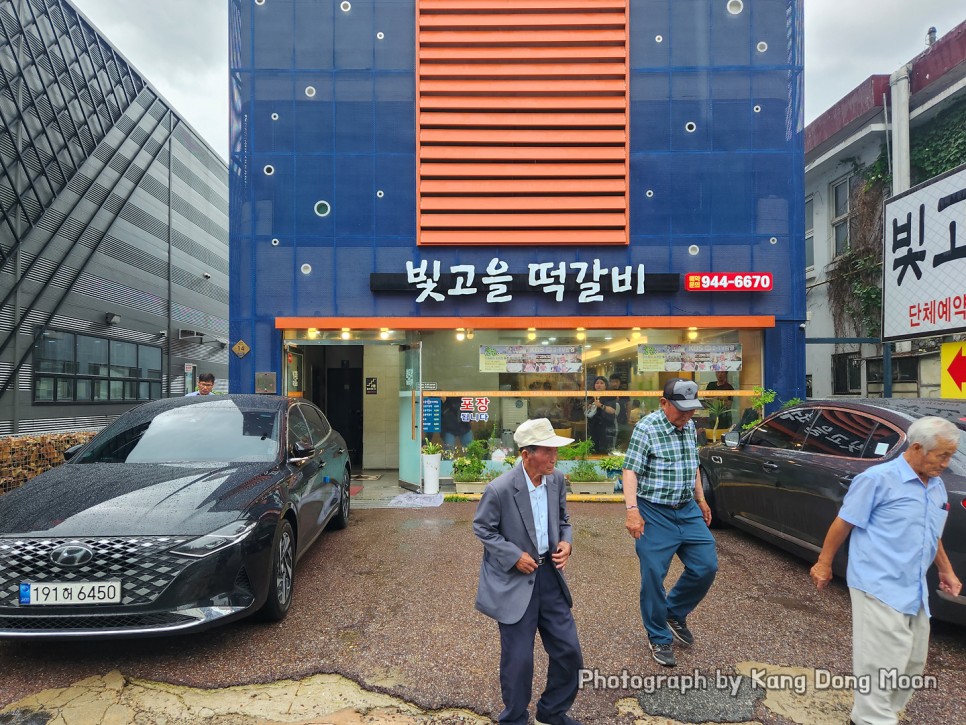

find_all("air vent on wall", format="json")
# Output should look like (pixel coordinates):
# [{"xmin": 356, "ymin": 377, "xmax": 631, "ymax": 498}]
[{"xmin": 416, "ymin": 0, "xmax": 629, "ymax": 246}]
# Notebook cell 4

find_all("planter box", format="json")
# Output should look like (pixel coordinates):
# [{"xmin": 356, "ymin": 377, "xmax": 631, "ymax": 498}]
[
  {"xmin": 568, "ymin": 481, "xmax": 617, "ymax": 495},
  {"xmin": 454, "ymin": 481, "xmax": 488, "ymax": 494}
]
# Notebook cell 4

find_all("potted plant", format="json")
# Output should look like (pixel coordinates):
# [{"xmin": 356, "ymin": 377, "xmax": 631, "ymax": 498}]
[
  {"xmin": 598, "ymin": 453, "xmax": 625, "ymax": 477},
  {"xmin": 452, "ymin": 456, "xmax": 501, "ymax": 494},
  {"xmin": 421, "ymin": 438, "xmax": 443, "ymax": 494},
  {"xmin": 704, "ymin": 399, "xmax": 731, "ymax": 442},
  {"xmin": 566, "ymin": 459, "xmax": 614, "ymax": 495},
  {"xmin": 452, "ymin": 440, "xmax": 498, "ymax": 493}
]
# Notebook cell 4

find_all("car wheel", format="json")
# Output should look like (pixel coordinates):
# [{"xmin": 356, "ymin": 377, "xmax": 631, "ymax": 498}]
[
  {"xmin": 257, "ymin": 519, "xmax": 295, "ymax": 621},
  {"xmin": 329, "ymin": 467, "xmax": 350, "ymax": 530}
]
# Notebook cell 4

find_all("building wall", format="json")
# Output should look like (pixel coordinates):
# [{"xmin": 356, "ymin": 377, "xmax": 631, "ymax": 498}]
[
  {"xmin": 803, "ymin": 18, "xmax": 966, "ymax": 399},
  {"xmin": 0, "ymin": 0, "xmax": 229, "ymax": 434},
  {"xmin": 361, "ymin": 344, "xmax": 399, "ymax": 469},
  {"xmin": 804, "ymin": 134, "xmax": 882, "ymax": 398},
  {"xmin": 230, "ymin": 0, "xmax": 806, "ymax": 408}
]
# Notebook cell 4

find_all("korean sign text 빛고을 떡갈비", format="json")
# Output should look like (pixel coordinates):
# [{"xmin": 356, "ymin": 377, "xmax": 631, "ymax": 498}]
[{"xmin": 405, "ymin": 258, "xmax": 646, "ymax": 304}]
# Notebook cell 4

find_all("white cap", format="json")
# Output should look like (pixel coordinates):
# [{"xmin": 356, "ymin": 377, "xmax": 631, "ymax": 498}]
[{"xmin": 513, "ymin": 418, "xmax": 574, "ymax": 448}]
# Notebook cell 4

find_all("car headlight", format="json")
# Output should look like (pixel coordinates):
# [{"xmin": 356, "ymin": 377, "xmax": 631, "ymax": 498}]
[{"xmin": 171, "ymin": 521, "xmax": 258, "ymax": 558}]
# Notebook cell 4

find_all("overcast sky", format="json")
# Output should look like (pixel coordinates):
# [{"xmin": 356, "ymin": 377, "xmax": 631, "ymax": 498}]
[{"xmin": 69, "ymin": 0, "xmax": 966, "ymax": 163}]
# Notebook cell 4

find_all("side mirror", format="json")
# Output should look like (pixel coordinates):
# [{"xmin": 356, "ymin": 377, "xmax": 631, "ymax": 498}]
[
  {"xmin": 288, "ymin": 440, "xmax": 314, "ymax": 463},
  {"xmin": 63, "ymin": 444, "xmax": 83, "ymax": 461},
  {"xmin": 723, "ymin": 431, "xmax": 741, "ymax": 449}
]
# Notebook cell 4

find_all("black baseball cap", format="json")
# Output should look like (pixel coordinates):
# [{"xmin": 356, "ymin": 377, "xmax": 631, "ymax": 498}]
[{"xmin": 663, "ymin": 378, "xmax": 704, "ymax": 411}]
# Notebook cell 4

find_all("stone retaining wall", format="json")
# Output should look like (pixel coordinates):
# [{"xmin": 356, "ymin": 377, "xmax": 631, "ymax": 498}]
[{"xmin": 0, "ymin": 431, "xmax": 99, "ymax": 495}]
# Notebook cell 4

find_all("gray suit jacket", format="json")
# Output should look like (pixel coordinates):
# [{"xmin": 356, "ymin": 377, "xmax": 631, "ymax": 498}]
[{"xmin": 473, "ymin": 463, "xmax": 574, "ymax": 624}]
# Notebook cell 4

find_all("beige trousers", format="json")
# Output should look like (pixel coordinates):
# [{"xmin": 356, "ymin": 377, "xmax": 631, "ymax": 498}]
[{"xmin": 849, "ymin": 587, "xmax": 930, "ymax": 725}]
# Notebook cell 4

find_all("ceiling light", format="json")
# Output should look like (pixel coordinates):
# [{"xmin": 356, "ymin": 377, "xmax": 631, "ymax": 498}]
[
  {"xmin": 576, "ymin": 332, "xmax": 585, "ymax": 341},
  {"xmin": 456, "ymin": 330, "xmax": 465, "ymax": 341},
  {"xmin": 467, "ymin": 329, "xmax": 474, "ymax": 340},
  {"xmin": 687, "ymin": 330, "xmax": 698, "ymax": 341},
  {"xmin": 527, "ymin": 331, "xmax": 536, "ymax": 340}
]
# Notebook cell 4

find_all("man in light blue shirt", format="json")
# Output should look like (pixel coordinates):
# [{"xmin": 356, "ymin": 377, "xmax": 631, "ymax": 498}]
[
  {"xmin": 185, "ymin": 372, "xmax": 216, "ymax": 396},
  {"xmin": 811, "ymin": 416, "xmax": 962, "ymax": 725}
]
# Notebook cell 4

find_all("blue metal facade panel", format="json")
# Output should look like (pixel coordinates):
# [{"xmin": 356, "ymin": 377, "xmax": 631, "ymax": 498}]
[{"xmin": 229, "ymin": 0, "xmax": 806, "ymax": 402}]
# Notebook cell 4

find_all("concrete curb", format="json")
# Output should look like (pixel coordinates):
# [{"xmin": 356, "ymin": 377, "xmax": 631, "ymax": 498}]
[{"xmin": 444, "ymin": 494, "xmax": 624, "ymax": 503}]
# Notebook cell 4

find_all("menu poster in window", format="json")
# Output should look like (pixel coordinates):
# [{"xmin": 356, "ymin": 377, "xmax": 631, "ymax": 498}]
[
  {"xmin": 422, "ymin": 397, "xmax": 441, "ymax": 433},
  {"xmin": 479, "ymin": 345, "xmax": 582, "ymax": 373},
  {"xmin": 637, "ymin": 344, "xmax": 742, "ymax": 372}
]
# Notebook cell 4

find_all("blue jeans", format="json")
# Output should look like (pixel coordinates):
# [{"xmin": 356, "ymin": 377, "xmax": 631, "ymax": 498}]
[
  {"xmin": 443, "ymin": 430, "xmax": 473, "ymax": 448},
  {"xmin": 633, "ymin": 497, "xmax": 718, "ymax": 644}
]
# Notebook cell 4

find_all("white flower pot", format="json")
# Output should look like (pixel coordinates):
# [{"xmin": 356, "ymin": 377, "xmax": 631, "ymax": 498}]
[{"xmin": 422, "ymin": 453, "xmax": 441, "ymax": 494}]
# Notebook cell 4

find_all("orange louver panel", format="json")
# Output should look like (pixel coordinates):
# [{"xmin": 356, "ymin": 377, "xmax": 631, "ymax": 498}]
[{"xmin": 416, "ymin": 0, "xmax": 629, "ymax": 246}]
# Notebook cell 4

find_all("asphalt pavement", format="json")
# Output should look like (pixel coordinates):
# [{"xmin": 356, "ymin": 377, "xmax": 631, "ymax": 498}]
[{"xmin": 1, "ymin": 500, "xmax": 965, "ymax": 724}]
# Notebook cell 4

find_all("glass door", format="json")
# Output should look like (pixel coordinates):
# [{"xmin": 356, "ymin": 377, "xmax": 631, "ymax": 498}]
[{"xmin": 398, "ymin": 342, "xmax": 422, "ymax": 490}]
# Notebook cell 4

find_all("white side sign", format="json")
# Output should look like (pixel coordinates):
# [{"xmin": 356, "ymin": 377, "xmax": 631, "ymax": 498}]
[{"xmin": 883, "ymin": 164, "xmax": 966, "ymax": 341}]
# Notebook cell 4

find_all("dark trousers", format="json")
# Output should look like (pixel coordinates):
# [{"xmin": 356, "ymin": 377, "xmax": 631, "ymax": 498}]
[
  {"xmin": 634, "ymin": 497, "xmax": 718, "ymax": 644},
  {"xmin": 497, "ymin": 562, "xmax": 583, "ymax": 725}
]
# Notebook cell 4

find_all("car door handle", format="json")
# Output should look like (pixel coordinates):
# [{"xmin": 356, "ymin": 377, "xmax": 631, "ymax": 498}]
[
  {"xmin": 761, "ymin": 462, "xmax": 780, "ymax": 471},
  {"xmin": 837, "ymin": 474, "xmax": 854, "ymax": 487},
  {"xmin": 338, "ymin": 447, "xmax": 346, "ymax": 455}
]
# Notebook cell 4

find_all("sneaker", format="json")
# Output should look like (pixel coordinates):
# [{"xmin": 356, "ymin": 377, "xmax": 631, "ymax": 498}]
[
  {"xmin": 666, "ymin": 617, "xmax": 694, "ymax": 648},
  {"xmin": 649, "ymin": 641, "xmax": 676, "ymax": 667}
]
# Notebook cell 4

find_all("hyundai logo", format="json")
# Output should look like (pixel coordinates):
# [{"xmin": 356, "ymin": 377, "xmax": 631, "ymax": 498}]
[{"xmin": 50, "ymin": 544, "xmax": 94, "ymax": 567}]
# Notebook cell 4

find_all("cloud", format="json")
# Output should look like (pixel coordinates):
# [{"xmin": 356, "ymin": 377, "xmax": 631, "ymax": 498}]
[
  {"xmin": 804, "ymin": 0, "xmax": 965, "ymax": 122},
  {"xmin": 72, "ymin": 0, "xmax": 228, "ymax": 161}
]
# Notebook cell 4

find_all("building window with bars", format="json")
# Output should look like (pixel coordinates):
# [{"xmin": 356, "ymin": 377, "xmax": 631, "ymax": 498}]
[
  {"xmin": 831, "ymin": 352, "xmax": 862, "ymax": 395},
  {"xmin": 805, "ymin": 195, "xmax": 814, "ymax": 270},
  {"xmin": 830, "ymin": 174, "xmax": 859, "ymax": 257},
  {"xmin": 33, "ymin": 329, "xmax": 162, "ymax": 403}
]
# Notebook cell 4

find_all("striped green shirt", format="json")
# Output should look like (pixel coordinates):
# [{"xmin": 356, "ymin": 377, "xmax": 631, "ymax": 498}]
[{"xmin": 622, "ymin": 409, "xmax": 699, "ymax": 505}]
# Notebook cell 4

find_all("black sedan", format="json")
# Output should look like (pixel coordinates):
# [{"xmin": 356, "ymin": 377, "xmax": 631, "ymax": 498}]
[
  {"xmin": 0, "ymin": 395, "xmax": 350, "ymax": 638},
  {"xmin": 699, "ymin": 398, "xmax": 966, "ymax": 625}
]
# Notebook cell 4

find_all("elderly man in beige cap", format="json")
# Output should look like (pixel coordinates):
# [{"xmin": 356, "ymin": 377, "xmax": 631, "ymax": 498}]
[{"xmin": 473, "ymin": 418, "xmax": 584, "ymax": 725}]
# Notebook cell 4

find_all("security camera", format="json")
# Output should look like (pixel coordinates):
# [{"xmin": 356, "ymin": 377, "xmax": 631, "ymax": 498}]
[
  {"xmin": 202, "ymin": 272, "xmax": 212, "ymax": 280},
  {"xmin": 799, "ymin": 322, "xmax": 807, "ymax": 330},
  {"xmin": 159, "ymin": 330, "xmax": 167, "ymax": 337}
]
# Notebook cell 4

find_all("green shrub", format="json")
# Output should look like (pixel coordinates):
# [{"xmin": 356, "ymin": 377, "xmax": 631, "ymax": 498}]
[
  {"xmin": 567, "ymin": 460, "xmax": 607, "ymax": 482},
  {"xmin": 452, "ymin": 456, "xmax": 486, "ymax": 482},
  {"xmin": 598, "ymin": 453, "xmax": 625, "ymax": 472},
  {"xmin": 557, "ymin": 439, "xmax": 594, "ymax": 461}
]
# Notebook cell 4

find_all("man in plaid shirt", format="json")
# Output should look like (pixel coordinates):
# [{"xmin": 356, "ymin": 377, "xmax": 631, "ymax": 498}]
[{"xmin": 622, "ymin": 378, "xmax": 718, "ymax": 667}]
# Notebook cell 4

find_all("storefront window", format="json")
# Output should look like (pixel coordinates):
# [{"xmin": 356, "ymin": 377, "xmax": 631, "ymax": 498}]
[{"xmin": 418, "ymin": 327, "xmax": 762, "ymax": 453}]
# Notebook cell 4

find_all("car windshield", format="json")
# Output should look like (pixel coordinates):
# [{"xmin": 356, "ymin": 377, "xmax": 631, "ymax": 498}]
[{"xmin": 75, "ymin": 403, "xmax": 281, "ymax": 464}]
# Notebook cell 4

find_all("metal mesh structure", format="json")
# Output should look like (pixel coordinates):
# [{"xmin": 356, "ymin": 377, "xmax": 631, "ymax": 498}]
[{"xmin": 0, "ymin": 0, "xmax": 230, "ymax": 435}]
